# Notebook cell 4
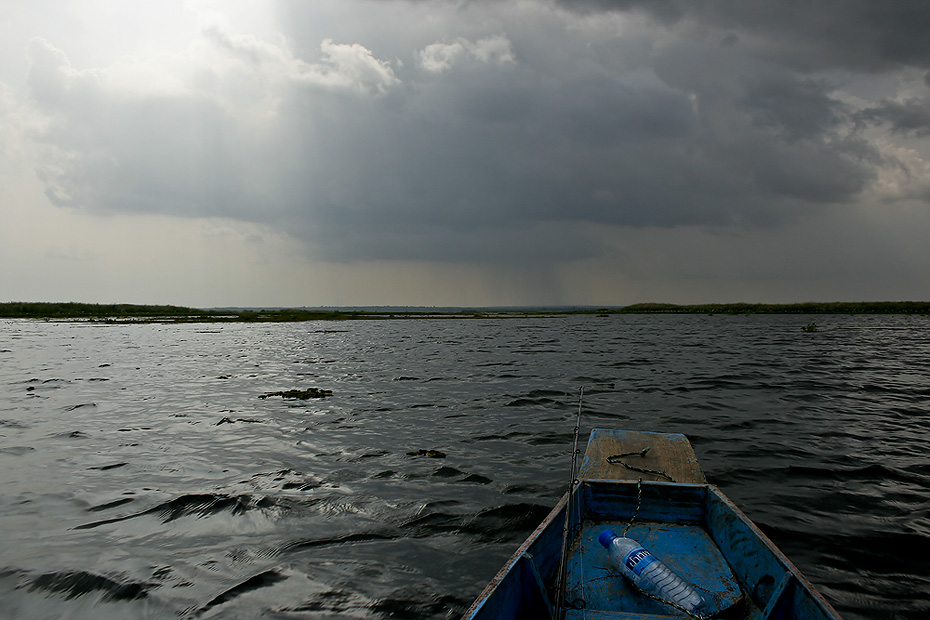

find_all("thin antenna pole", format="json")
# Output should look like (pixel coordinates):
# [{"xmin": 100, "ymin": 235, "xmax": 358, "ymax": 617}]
[{"xmin": 554, "ymin": 386, "xmax": 585, "ymax": 619}]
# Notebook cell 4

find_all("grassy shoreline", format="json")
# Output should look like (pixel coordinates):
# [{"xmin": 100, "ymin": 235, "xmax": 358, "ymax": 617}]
[{"xmin": 1, "ymin": 301, "xmax": 929, "ymax": 322}]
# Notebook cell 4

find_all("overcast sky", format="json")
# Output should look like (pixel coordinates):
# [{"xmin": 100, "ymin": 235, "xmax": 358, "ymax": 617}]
[{"xmin": 2, "ymin": 0, "xmax": 929, "ymax": 307}]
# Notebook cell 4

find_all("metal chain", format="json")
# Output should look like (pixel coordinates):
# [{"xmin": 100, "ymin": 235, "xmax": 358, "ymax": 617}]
[
  {"xmin": 605, "ymin": 448, "xmax": 675, "ymax": 482},
  {"xmin": 608, "ymin": 458, "xmax": 714, "ymax": 618},
  {"xmin": 629, "ymin": 581, "xmax": 714, "ymax": 620},
  {"xmin": 622, "ymin": 478, "xmax": 643, "ymax": 538}
]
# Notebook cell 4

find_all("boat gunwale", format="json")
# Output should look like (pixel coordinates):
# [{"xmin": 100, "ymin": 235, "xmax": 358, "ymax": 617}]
[
  {"xmin": 702, "ymin": 483, "xmax": 841, "ymax": 618},
  {"xmin": 462, "ymin": 491, "xmax": 569, "ymax": 619}
]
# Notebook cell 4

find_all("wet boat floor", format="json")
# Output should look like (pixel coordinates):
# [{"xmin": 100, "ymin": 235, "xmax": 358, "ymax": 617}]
[{"xmin": 564, "ymin": 520, "xmax": 756, "ymax": 618}]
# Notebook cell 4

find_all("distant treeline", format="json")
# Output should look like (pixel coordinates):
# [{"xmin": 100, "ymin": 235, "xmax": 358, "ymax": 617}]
[
  {"xmin": 600, "ymin": 301, "xmax": 930, "ymax": 315},
  {"xmin": 1, "ymin": 301, "xmax": 928, "ymax": 322},
  {"xmin": 0, "ymin": 302, "xmax": 372, "ymax": 322},
  {"xmin": 0, "ymin": 302, "xmax": 209, "ymax": 319}
]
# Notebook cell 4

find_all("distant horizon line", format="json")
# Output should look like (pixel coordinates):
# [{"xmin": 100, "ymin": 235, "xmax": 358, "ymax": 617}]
[
  {"xmin": 3, "ymin": 300, "xmax": 930, "ymax": 321},
  {"xmin": 3, "ymin": 299, "xmax": 930, "ymax": 309}
]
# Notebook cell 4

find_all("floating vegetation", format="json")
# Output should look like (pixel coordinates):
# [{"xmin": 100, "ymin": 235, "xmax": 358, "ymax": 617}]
[
  {"xmin": 216, "ymin": 417, "xmax": 264, "ymax": 425},
  {"xmin": 406, "ymin": 449, "xmax": 447, "ymax": 458},
  {"xmin": 259, "ymin": 388, "xmax": 332, "ymax": 400},
  {"xmin": 802, "ymin": 322, "xmax": 819, "ymax": 332},
  {"xmin": 88, "ymin": 462, "xmax": 128, "ymax": 471}
]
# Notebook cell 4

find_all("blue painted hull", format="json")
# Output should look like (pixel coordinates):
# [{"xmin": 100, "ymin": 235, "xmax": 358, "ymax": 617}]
[{"xmin": 463, "ymin": 448, "xmax": 842, "ymax": 619}]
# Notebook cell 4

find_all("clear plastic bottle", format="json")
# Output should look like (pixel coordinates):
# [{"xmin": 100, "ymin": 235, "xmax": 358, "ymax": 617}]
[{"xmin": 598, "ymin": 529, "xmax": 705, "ymax": 614}]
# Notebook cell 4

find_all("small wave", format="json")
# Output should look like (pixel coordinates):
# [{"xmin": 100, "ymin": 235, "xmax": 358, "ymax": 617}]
[
  {"xmin": 505, "ymin": 397, "xmax": 562, "ymax": 408},
  {"xmin": 461, "ymin": 430, "xmax": 531, "ymax": 443},
  {"xmin": 149, "ymin": 493, "xmax": 283, "ymax": 523},
  {"xmin": 0, "ymin": 446, "xmax": 34, "ymax": 455},
  {"xmin": 401, "ymin": 512, "xmax": 461, "ymax": 537},
  {"xmin": 246, "ymin": 468, "xmax": 324, "ymax": 493},
  {"xmin": 279, "ymin": 531, "xmax": 397, "ymax": 553},
  {"xmin": 88, "ymin": 462, "xmax": 128, "ymax": 471},
  {"xmin": 528, "ymin": 388, "xmax": 570, "ymax": 398},
  {"xmin": 754, "ymin": 462, "xmax": 928, "ymax": 487},
  {"xmin": 401, "ymin": 500, "xmax": 538, "ymax": 540},
  {"xmin": 862, "ymin": 382, "xmax": 930, "ymax": 396},
  {"xmin": 759, "ymin": 522, "xmax": 930, "ymax": 576},
  {"xmin": 674, "ymin": 378, "xmax": 747, "ymax": 392},
  {"xmin": 87, "ymin": 498, "xmax": 135, "ymax": 512},
  {"xmin": 64, "ymin": 403, "xmax": 96, "ymax": 411},
  {"xmin": 280, "ymin": 589, "xmax": 360, "ymax": 614},
  {"xmin": 74, "ymin": 493, "xmax": 286, "ymax": 529},
  {"xmin": 215, "ymin": 416, "xmax": 264, "ymax": 425},
  {"xmin": 369, "ymin": 589, "xmax": 469, "ymax": 618},
  {"xmin": 431, "ymin": 466, "xmax": 462, "ymax": 479},
  {"xmin": 569, "ymin": 378, "xmax": 615, "ymax": 389},
  {"xmin": 526, "ymin": 430, "xmax": 574, "ymax": 446},
  {"xmin": 502, "ymin": 483, "xmax": 550, "ymax": 495},
  {"xmin": 609, "ymin": 357, "xmax": 655, "ymax": 368},
  {"xmin": 193, "ymin": 569, "xmax": 287, "ymax": 616},
  {"xmin": 426, "ymin": 466, "xmax": 493, "ymax": 484},
  {"xmin": 281, "ymin": 481, "xmax": 323, "ymax": 490},
  {"xmin": 460, "ymin": 503, "xmax": 552, "ymax": 543},
  {"xmin": 462, "ymin": 473, "xmax": 493, "ymax": 484},
  {"xmin": 27, "ymin": 570, "xmax": 152, "ymax": 602}
]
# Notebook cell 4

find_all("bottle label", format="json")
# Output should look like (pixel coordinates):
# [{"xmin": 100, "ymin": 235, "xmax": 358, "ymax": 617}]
[{"xmin": 623, "ymin": 546, "xmax": 658, "ymax": 576}]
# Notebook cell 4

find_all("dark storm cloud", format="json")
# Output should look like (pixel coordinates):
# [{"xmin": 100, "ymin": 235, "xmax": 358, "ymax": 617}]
[
  {"xmin": 22, "ymin": 1, "xmax": 928, "ymax": 265},
  {"xmin": 859, "ymin": 98, "xmax": 930, "ymax": 137},
  {"xmin": 739, "ymin": 73, "xmax": 845, "ymax": 142},
  {"xmin": 555, "ymin": 0, "xmax": 930, "ymax": 71}
]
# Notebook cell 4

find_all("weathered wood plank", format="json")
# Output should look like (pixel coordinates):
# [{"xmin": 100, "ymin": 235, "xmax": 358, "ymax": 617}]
[{"xmin": 578, "ymin": 429, "xmax": 705, "ymax": 484}]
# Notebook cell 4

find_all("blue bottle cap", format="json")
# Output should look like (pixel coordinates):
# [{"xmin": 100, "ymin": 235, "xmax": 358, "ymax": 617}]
[{"xmin": 598, "ymin": 529, "xmax": 617, "ymax": 548}]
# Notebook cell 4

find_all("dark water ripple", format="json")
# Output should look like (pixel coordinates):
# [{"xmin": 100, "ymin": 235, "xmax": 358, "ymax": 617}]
[{"xmin": 1, "ymin": 314, "xmax": 929, "ymax": 619}]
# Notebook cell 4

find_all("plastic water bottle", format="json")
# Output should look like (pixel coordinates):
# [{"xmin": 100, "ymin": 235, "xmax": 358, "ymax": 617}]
[{"xmin": 598, "ymin": 529, "xmax": 705, "ymax": 614}]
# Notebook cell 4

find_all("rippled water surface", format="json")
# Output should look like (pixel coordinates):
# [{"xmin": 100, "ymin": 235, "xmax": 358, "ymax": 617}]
[{"xmin": 1, "ymin": 315, "xmax": 928, "ymax": 619}]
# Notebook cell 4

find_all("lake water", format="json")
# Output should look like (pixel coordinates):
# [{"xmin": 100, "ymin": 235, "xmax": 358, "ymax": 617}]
[{"xmin": 1, "ymin": 314, "xmax": 928, "ymax": 619}]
